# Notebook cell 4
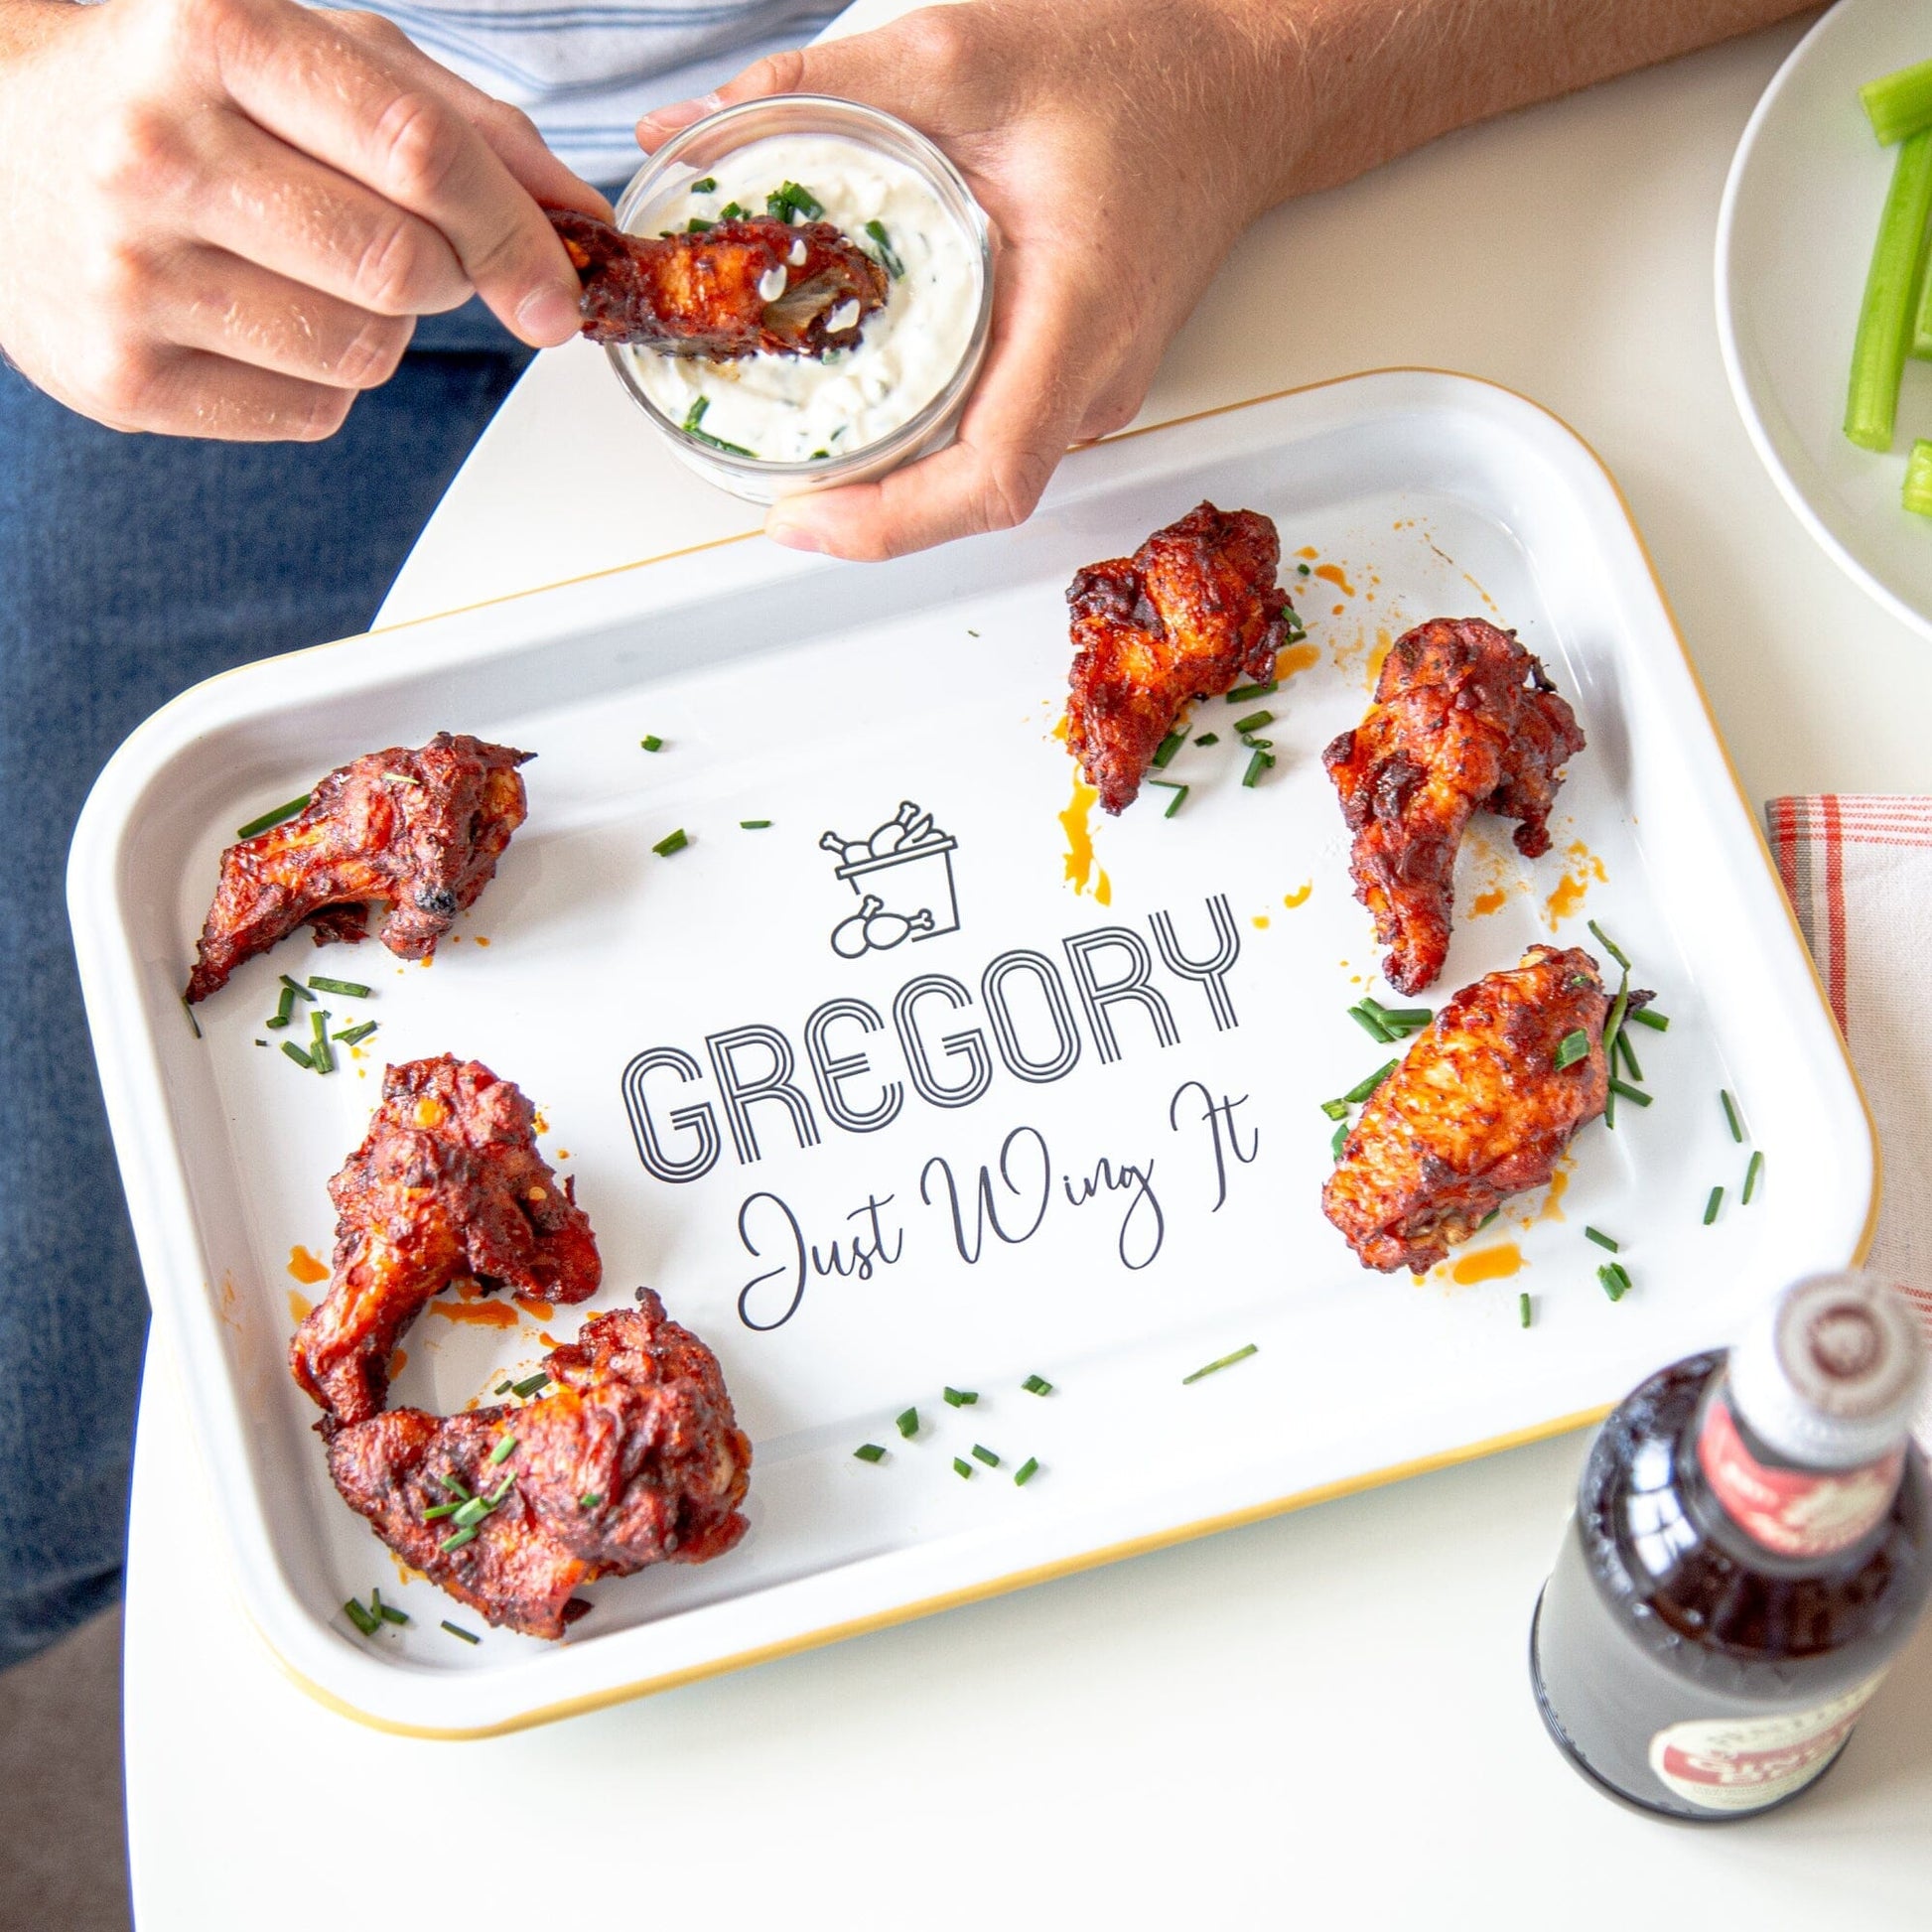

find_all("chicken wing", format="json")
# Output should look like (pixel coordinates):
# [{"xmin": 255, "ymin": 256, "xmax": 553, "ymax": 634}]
[
  {"xmin": 186, "ymin": 732, "xmax": 529, "ymax": 1003},
  {"xmin": 1065, "ymin": 501, "xmax": 1292, "ymax": 813},
  {"xmin": 551, "ymin": 209, "xmax": 888, "ymax": 357},
  {"xmin": 1322, "ymin": 619, "xmax": 1585, "ymax": 996},
  {"xmin": 1323, "ymin": 945, "xmax": 1620, "ymax": 1275},
  {"xmin": 290, "ymin": 1056, "xmax": 600, "ymax": 1428},
  {"xmin": 326, "ymin": 1293, "xmax": 752, "ymax": 1639}
]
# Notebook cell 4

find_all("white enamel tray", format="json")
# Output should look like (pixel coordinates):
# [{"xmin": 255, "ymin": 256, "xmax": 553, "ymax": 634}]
[{"xmin": 70, "ymin": 370, "xmax": 1874, "ymax": 1736}]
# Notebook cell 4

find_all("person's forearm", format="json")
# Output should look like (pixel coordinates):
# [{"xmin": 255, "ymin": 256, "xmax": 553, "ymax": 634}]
[{"xmin": 1221, "ymin": 0, "xmax": 1816, "ymax": 217}]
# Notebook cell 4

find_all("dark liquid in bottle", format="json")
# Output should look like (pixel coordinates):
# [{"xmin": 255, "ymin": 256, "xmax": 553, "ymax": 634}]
[{"xmin": 1530, "ymin": 1351, "xmax": 1932, "ymax": 1820}]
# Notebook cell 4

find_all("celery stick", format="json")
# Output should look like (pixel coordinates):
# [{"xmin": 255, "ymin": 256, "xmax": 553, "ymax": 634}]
[
  {"xmin": 1904, "ymin": 440, "xmax": 1932, "ymax": 517},
  {"xmin": 1846, "ymin": 131, "xmax": 1932, "ymax": 452},
  {"xmin": 1862, "ymin": 60, "xmax": 1932, "ymax": 147}
]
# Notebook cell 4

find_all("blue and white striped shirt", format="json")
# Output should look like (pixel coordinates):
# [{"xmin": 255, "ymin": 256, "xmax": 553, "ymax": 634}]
[{"xmin": 342, "ymin": 0, "xmax": 841, "ymax": 186}]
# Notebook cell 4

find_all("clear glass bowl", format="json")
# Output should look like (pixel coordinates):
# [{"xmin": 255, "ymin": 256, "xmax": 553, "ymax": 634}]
[{"xmin": 607, "ymin": 96, "xmax": 995, "ymax": 506}]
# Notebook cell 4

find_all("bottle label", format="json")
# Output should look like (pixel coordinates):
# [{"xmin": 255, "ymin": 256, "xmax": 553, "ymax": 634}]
[
  {"xmin": 1698, "ymin": 1395, "xmax": 1901, "ymax": 1558},
  {"xmin": 1648, "ymin": 1676, "xmax": 1884, "ymax": 1812}
]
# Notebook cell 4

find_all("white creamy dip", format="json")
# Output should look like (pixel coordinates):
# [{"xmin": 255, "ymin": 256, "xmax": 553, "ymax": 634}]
[{"xmin": 628, "ymin": 133, "xmax": 983, "ymax": 466}]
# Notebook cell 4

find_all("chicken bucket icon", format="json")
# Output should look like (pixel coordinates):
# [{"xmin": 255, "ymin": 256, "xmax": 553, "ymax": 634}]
[{"xmin": 820, "ymin": 800, "xmax": 960, "ymax": 958}]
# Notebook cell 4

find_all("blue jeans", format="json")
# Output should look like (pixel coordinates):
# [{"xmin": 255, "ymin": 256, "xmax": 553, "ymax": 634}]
[{"xmin": 0, "ymin": 311, "xmax": 532, "ymax": 1669}]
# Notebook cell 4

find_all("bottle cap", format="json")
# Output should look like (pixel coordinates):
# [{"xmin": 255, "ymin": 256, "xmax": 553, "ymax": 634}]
[{"xmin": 1727, "ymin": 1273, "xmax": 1927, "ymax": 1469}]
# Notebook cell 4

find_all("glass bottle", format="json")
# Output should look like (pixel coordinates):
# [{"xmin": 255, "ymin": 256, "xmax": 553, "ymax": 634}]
[{"xmin": 1530, "ymin": 1272, "xmax": 1931, "ymax": 1818}]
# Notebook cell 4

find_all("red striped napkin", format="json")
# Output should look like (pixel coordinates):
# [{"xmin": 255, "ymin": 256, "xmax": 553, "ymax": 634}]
[{"xmin": 1767, "ymin": 796, "xmax": 1932, "ymax": 1440}]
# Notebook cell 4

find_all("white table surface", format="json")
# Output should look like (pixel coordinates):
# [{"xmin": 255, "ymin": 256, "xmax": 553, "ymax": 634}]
[{"xmin": 123, "ymin": 9, "xmax": 1932, "ymax": 1927}]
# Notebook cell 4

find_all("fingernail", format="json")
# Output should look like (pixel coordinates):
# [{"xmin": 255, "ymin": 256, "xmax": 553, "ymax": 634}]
[
  {"xmin": 765, "ymin": 520, "xmax": 822, "ymax": 554},
  {"xmin": 517, "ymin": 283, "xmax": 582, "ymax": 345}
]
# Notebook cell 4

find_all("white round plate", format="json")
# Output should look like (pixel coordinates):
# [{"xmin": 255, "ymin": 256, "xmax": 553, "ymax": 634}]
[{"xmin": 1718, "ymin": 0, "xmax": 1932, "ymax": 641}]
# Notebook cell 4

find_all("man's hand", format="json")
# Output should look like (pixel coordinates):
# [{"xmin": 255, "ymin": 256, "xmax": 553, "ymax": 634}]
[
  {"xmin": 637, "ymin": 0, "xmax": 1294, "ymax": 561},
  {"xmin": 0, "ymin": 0, "xmax": 608, "ymax": 440},
  {"xmin": 639, "ymin": 0, "xmax": 1811, "ymax": 562}
]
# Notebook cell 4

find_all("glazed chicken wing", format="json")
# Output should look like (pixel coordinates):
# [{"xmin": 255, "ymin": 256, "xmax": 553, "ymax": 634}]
[
  {"xmin": 1323, "ymin": 946, "xmax": 1623, "ymax": 1275},
  {"xmin": 551, "ymin": 209, "xmax": 888, "ymax": 357},
  {"xmin": 186, "ymin": 733, "xmax": 529, "ymax": 1003},
  {"xmin": 1065, "ymin": 501, "xmax": 1292, "ymax": 813},
  {"xmin": 326, "ymin": 1293, "xmax": 752, "ymax": 1639},
  {"xmin": 1322, "ymin": 620, "xmax": 1585, "ymax": 996},
  {"xmin": 291, "ymin": 1056, "xmax": 600, "ymax": 1428}
]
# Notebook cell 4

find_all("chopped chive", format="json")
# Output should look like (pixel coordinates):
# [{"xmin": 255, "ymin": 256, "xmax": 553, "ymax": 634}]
[
  {"xmin": 439, "ymin": 1526, "xmax": 479, "ymax": 1553},
  {"xmin": 309, "ymin": 1010, "xmax": 335, "ymax": 1075},
  {"xmin": 1743, "ymin": 1149, "xmax": 1764, "ymax": 1205},
  {"xmin": 580, "ymin": 1492, "xmax": 602, "ymax": 1509},
  {"xmin": 335, "ymin": 1021, "xmax": 377, "ymax": 1047},
  {"xmin": 1193, "ymin": 732, "xmax": 1219, "ymax": 747},
  {"xmin": 441, "ymin": 1620, "xmax": 482, "ymax": 1645},
  {"xmin": 1240, "ymin": 737, "xmax": 1273, "ymax": 752},
  {"xmin": 1150, "ymin": 780, "xmax": 1188, "ymax": 818},
  {"xmin": 1614, "ymin": 1029, "xmax": 1642, "ymax": 1083},
  {"xmin": 896, "ymin": 1406, "xmax": 919, "ymax": 1439},
  {"xmin": 1478, "ymin": 1209, "xmax": 1499, "ymax": 1231},
  {"xmin": 1554, "ymin": 1029, "xmax": 1590, "ymax": 1070},
  {"xmin": 1721, "ymin": 1090, "xmax": 1744, "ymax": 1143},
  {"xmin": 1597, "ymin": 1264, "xmax": 1627, "ymax": 1304},
  {"xmin": 719, "ymin": 201, "xmax": 747, "ymax": 220},
  {"xmin": 1226, "ymin": 680, "xmax": 1278, "ymax": 703},
  {"xmin": 1347, "ymin": 1003, "xmax": 1396, "ymax": 1044},
  {"xmin": 510, "ymin": 1373, "xmax": 549, "ymax": 1399},
  {"xmin": 488, "ymin": 1433, "xmax": 517, "ymax": 1465},
  {"xmin": 268, "ymin": 985, "xmax": 296, "ymax": 1030},
  {"xmin": 952, "ymin": 1456, "xmax": 973, "ymax": 1479},
  {"xmin": 1240, "ymin": 749, "xmax": 1275, "ymax": 788},
  {"xmin": 280, "ymin": 1041, "xmax": 314, "ymax": 1070},
  {"xmin": 652, "ymin": 828, "xmax": 689, "ymax": 857},
  {"xmin": 377, "ymin": 1601, "xmax": 409, "ymax": 1626},
  {"xmin": 1584, "ymin": 1226, "xmax": 1619, "ymax": 1253},
  {"xmin": 1022, "ymin": 1374, "xmax": 1052, "ymax": 1396},
  {"xmin": 253, "ymin": 1039, "xmax": 267, "ymax": 1047},
  {"xmin": 1341, "ymin": 1059, "xmax": 1398, "ymax": 1106},
  {"xmin": 1231, "ymin": 709, "xmax": 1276, "ymax": 735},
  {"xmin": 308, "ymin": 976, "xmax": 371, "ymax": 999},
  {"xmin": 1379, "ymin": 1008, "xmax": 1432, "ymax": 1029},
  {"xmin": 942, "ymin": 1387, "xmax": 978, "ymax": 1407},
  {"xmin": 688, "ymin": 427, "xmax": 758, "ymax": 457},
  {"xmin": 1014, "ymin": 1457, "xmax": 1039, "ymax": 1486},
  {"xmin": 1704, "ymin": 1185, "xmax": 1724, "ymax": 1226},
  {"xmin": 1297, "ymin": 562, "xmax": 1311, "ymax": 576},
  {"xmin": 767, "ymin": 181, "xmax": 825, "ymax": 220},
  {"xmin": 1608, "ymin": 1077, "xmax": 1652, "ymax": 1107},
  {"xmin": 344, "ymin": 1596, "xmax": 380, "ymax": 1636},
  {"xmin": 971, "ymin": 1445, "xmax": 1001, "ymax": 1466},
  {"xmin": 854, "ymin": 1443, "xmax": 887, "ymax": 1462},
  {"xmin": 1283, "ymin": 614, "xmax": 1308, "ymax": 643},
  {"xmin": 423, "ymin": 1500, "xmax": 462, "ymax": 1521},
  {"xmin": 1183, "ymin": 1341, "xmax": 1258, "ymax": 1384},
  {"xmin": 279, "ymin": 973, "xmax": 316, "ymax": 1002},
  {"xmin": 640, "ymin": 734, "xmax": 664, "ymax": 753},
  {"xmin": 1151, "ymin": 728, "xmax": 1186, "ymax": 769},
  {"xmin": 1519, "ymin": 1292, "xmax": 1532, "ymax": 1329},
  {"xmin": 691, "ymin": 176, "xmax": 717, "ymax": 193},
  {"xmin": 236, "ymin": 794, "xmax": 311, "ymax": 840},
  {"xmin": 1601, "ymin": 970, "xmax": 1631, "ymax": 1067},
  {"xmin": 1605, "ymin": 1083, "xmax": 1617, "ymax": 1131},
  {"xmin": 684, "ymin": 215, "xmax": 714, "ymax": 232},
  {"xmin": 683, "ymin": 395, "xmax": 709, "ymax": 430},
  {"xmin": 1320, "ymin": 1098, "xmax": 1350, "ymax": 1121},
  {"xmin": 1330, "ymin": 1120, "xmax": 1349, "ymax": 1161},
  {"xmin": 740, "ymin": 819, "xmax": 771, "ymax": 829},
  {"xmin": 1629, "ymin": 1008, "xmax": 1670, "ymax": 1033},
  {"xmin": 1586, "ymin": 920, "xmax": 1631, "ymax": 972},
  {"xmin": 495, "ymin": 1382, "xmax": 515, "ymax": 1395},
  {"xmin": 1608, "ymin": 1262, "xmax": 1632, "ymax": 1291},
  {"xmin": 451, "ymin": 1496, "xmax": 492, "ymax": 1529},
  {"xmin": 437, "ymin": 1473, "xmax": 472, "ymax": 1501},
  {"xmin": 863, "ymin": 217, "xmax": 905, "ymax": 278}
]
